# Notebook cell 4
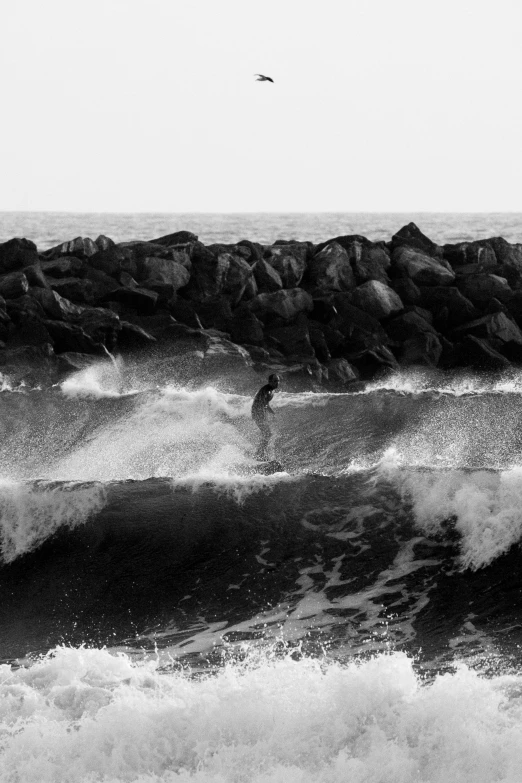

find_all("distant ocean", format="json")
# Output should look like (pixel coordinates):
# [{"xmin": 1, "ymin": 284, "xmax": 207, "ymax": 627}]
[
  {"xmin": 3, "ymin": 211, "xmax": 522, "ymax": 781},
  {"xmin": 1, "ymin": 210, "xmax": 522, "ymax": 248}
]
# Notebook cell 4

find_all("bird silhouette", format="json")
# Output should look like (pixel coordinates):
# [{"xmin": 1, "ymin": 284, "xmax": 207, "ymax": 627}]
[{"xmin": 255, "ymin": 74, "xmax": 274, "ymax": 83}]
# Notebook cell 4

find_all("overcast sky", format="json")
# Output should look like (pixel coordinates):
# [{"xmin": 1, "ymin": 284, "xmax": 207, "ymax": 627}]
[{"xmin": 2, "ymin": 0, "xmax": 521, "ymax": 212}]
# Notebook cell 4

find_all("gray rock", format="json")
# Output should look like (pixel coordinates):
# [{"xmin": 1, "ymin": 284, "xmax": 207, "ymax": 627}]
[
  {"xmin": 452, "ymin": 311, "xmax": 522, "ymax": 346},
  {"xmin": 308, "ymin": 242, "xmax": 355, "ymax": 292},
  {"xmin": 351, "ymin": 280, "xmax": 403, "ymax": 320},
  {"xmin": 253, "ymin": 259, "xmax": 283, "ymax": 292},
  {"xmin": 456, "ymin": 274, "xmax": 512, "ymax": 307},
  {"xmin": 386, "ymin": 311, "xmax": 437, "ymax": 343},
  {"xmin": 393, "ymin": 247, "xmax": 455, "ymax": 286},
  {"xmin": 0, "ymin": 272, "xmax": 29, "ymax": 300},
  {"xmin": 399, "ymin": 333, "xmax": 442, "ymax": 367},
  {"xmin": 266, "ymin": 244, "xmax": 307, "ymax": 288},
  {"xmin": 419, "ymin": 286, "xmax": 478, "ymax": 327},
  {"xmin": 0, "ymin": 238, "xmax": 39, "ymax": 274},
  {"xmin": 250, "ymin": 288, "xmax": 313, "ymax": 322},
  {"xmin": 325, "ymin": 357, "xmax": 359, "ymax": 384},
  {"xmin": 140, "ymin": 257, "xmax": 190, "ymax": 291}
]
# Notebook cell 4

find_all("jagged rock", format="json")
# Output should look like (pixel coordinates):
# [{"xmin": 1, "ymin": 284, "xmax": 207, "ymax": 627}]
[
  {"xmin": 456, "ymin": 274, "xmax": 512, "ymax": 307},
  {"xmin": 194, "ymin": 298, "xmax": 233, "ymax": 331},
  {"xmin": 5, "ymin": 295, "xmax": 45, "ymax": 324},
  {"xmin": 170, "ymin": 246, "xmax": 192, "ymax": 270},
  {"xmin": 43, "ymin": 321, "xmax": 102, "ymax": 354},
  {"xmin": 72, "ymin": 307, "xmax": 121, "ymax": 349},
  {"xmin": 393, "ymin": 247, "xmax": 455, "ymax": 286},
  {"xmin": 44, "ymin": 237, "xmax": 99, "ymax": 260},
  {"xmin": 227, "ymin": 309, "xmax": 265, "ymax": 346},
  {"xmin": 458, "ymin": 335, "xmax": 511, "ymax": 370},
  {"xmin": 0, "ymin": 309, "xmax": 10, "ymax": 341},
  {"xmin": 330, "ymin": 296, "xmax": 390, "ymax": 353},
  {"xmin": 385, "ymin": 311, "xmax": 437, "ymax": 342},
  {"xmin": 0, "ymin": 272, "xmax": 29, "ymax": 299},
  {"xmin": 31, "ymin": 288, "xmax": 84, "ymax": 320},
  {"xmin": 184, "ymin": 244, "xmax": 252, "ymax": 304},
  {"xmin": 139, "ymin": 257, "xmax": 190, "ymax": 291},
  {"xmin": 351, "ymin": 280, "xmax": 403, "ymax": 320},
  {"xmin": 266, "ymin": 244, "xmax": 307, "ymax": 288},
  {"xmin": 391, "ymin": 278, "xmax": 421, "ymax": 306},
  {"xmin": 23, "ymin": 264, "xmax": 49, "ymax": 289},
  {"xmin": 241, "ymin": 274, "xmax": 258, "ymax": 301},
  {"xmin": 56, "ymin": 352, "xmax": 99, "ymax": 372},
  {"xmin": 118, "ymin": 241, "xmax": 171, "ymax": 260},
  {"xmin": 253, "ymin": 259, "xmax": 283, "ymax": 292},
  {"xmin": 406, "ymin": 305, "xmax": 433, "ymax": 324},
  {"xmin": 325, "ymin": 357, "xmax": 359, "ymax": 384},
  {"xmin": 308, "ymin": 321, "xmax": 331, "ymax": 363},
  {"xmin": 168, "ymin": 299, "xmax": 203, "ymax": 329},
  {"xmin": 90, "ymin": 245, "xmax": 136, "ymax": 279},
  {"xmin": 452, "ymin": 312, "xmax": 522, "ymax": 347},
  {"xmin": 46, "ymin": 277, "xmax": 96, "ymax": 303},
  {"xmin": 308, "ymin": 242, "xmax": 355, "ymax": 292},
  {"xmin": 109, "ymin": 287, "xmax": 158, "ymax": 315},
  {"xmin": 0, "ymin": 238, "xmax": 39, "ymax": 274},
  {"xmin": 419, "ymin": 286, "xmax": 478, "ymax": 327},
  {"xmin": 484, "ymin": 238, "xmax": 522, "ymax": 288},
  {"xmin": 141, "ymin": 281, "xmax": 174, "ymax": 304},
  {"xmin": 399, "ymin": 333, "xmax": 442, "ymax": 367},
  {"xmin": 350, "ymin": 345, "xmax": 399, "ymax": 377},
  {"xmin": 117, "ymin": 321, "xmax": 156, "ymax": 349},
  {"xmin": 151, "ymin": 230, "xmax": 198, "ymax": 246},
  {"xmin": 391, "ymin": 222, "xmax": 441, "ymax": 257},
  {"xmin": 237, "ymin": 239, "xmax": 263, "ymax": 264},
  {"xmin": 7, "ymin": 315, "xmax": 51, "ymax": 347},
  {"xmin": 84, "ymin": 268, "xmax": 120, "ymax": 302},
  {"xmin": 95, "ymin": 235, "xmax": 115, "ymax": 252},
  {"xmin": 352, "ymin": 243, "xmax": 391, "ymax": 285},
  {"xmin": 41, "ymin": 256, "xmax": 86, "ymax": 278},
  {"xmin": 250, "ymin": 288, "xmax": 313, "ymax": 322},
  {"xmin": 266, "ymin": 314, "xmax": 314, "ymax": 360},
  {"xmin": 443, "ymin": 241, "xmax": 497, "ymax": 271}
]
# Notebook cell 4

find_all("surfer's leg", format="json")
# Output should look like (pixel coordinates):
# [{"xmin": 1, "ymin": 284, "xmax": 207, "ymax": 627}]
[{"xmin": 254, "ymin": 418, "xmax": 270, "ymax": 460}]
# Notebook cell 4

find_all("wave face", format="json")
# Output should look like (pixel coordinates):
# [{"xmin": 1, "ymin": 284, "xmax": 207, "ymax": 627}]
[{"xmin": 4, "ymin": 363, "xmax": 522, "ymax": 780}]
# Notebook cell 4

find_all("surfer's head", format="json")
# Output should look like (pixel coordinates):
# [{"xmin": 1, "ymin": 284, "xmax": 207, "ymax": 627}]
[{"xmin": 268, "ymin": 373, "xmax": 281, "ymax": 388}]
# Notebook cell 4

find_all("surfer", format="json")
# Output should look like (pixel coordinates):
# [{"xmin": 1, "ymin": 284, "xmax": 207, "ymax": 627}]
[{"xmin": 251, "ymin": 373, "xmax": 281, "ymax": 460}]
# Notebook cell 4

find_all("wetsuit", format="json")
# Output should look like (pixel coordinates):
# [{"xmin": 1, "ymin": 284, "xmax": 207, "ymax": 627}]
[{"xmin": 251, "ymin": 383, "xmax": 275, "ymax": 460}]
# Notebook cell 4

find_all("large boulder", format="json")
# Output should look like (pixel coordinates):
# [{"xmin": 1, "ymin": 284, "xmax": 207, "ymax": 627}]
[
  {"xmin": 109, "ymin": 286, "xmax": 158, "ymax": 315},
  {"xmin": 250, "ymin": 288, "xmax": 313, "ymax": 322},
  {"xmin": 0, "ymin": 271, "xmax": 29, "ymax": 299},
  {"xmin": 72, "ymin": 307, "xmax": 121, "ymax": 349},
  {"xmin": 351, "ymin": 280, "xmax": 403, "ymax": 320},
  {"xmin": 457, "ymin": 335, "xmax": 511, "ymax": 371},
  {"xmin": 253, "ymin": 259, "xmax": 283, "ymax": 292},
  {"xmin": 391, "ymin": 222, "xmax": 441, "ymax": 258},
  {"xmin": 47, "ymin": 276, "xmax": 97, "ymax": 303},
  {"xmin": 392, "ymin": 246, "xmax": 455, "ymax": 286},
  {"xmin": 419, "ymin": 286, "xmax": 478, "ymax": 327},
  {"xmin": 452, "ymin": 312, "xmax": 522, "ymax": 348},
  {"xmin": 117, "ymin": 322, "xmax": 156, "ymax": 350},
  {"xmin": 184, "ymin": 244, "xmax": 252, "ymax": 304},
  {"xmin": 485, "ymin": 238, "xmax": 522, "ymax": 288},
  {"xmin": 266, "ymin": 244, "xmax": 307, "ymax": 288},
  {"xmin": 140, "ymin": 257, "xmax": 190, "ymax": 292},
  {"xmin": 325, "ymin": 358, "xmax": 359, "ymax": 384},
  {"xmin": 399, "ymin": 333, "xmax": 442, "ymax": 367},
  {"xmin": 330, "ymin": 296, "xmax": 390, "ymax": 353},
  {"xmin": 351, "ymin": 242, "xmax": 391, "ymax": 285},
  {"xmin": 150, "ymin": 230, "xmax": 198, "ymax": 246},
  {"xmin": 385, "ymin": 311, "xmax": 437, "ymax": 343},
  {"xmin": 0, "ymin": 238, "xmax": 40, "ymax": 274},
  {"xmin": 266, "ymin": 314, "xmax": 315, "ymax": 360},
  {"xmin": 308, "ymin": 242, "xmax": 356, "ymax": 292},
  {"xmin": 443, "ymin": 240, "xmax": 497, "ymax": 272},
  {"xmin": 41, "ymin": 256, "xmax": 86, "ymax": 278},
  {"xmin": 227, "ymin": 308, "xmax": 265, "ymax": 346},
  {"xmin": 43, "ymin": 237, "xmax": 99, "ymax": 260},
  {"xmin": 30, "ymin": 288, "xmax": 84, "ymax": 321},
  {"xmin": 43, "ymin": 321, "xmax": 103, "ymax": 354},
  {"xmin": 456, "ymin": 274, "xmax": 512, "ymax": 307}
]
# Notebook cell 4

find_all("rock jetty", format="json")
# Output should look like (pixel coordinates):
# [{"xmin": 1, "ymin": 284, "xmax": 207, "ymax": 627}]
[{"xmin": 2, "ymin": 222, "xmax": 522, "ymax": 387}]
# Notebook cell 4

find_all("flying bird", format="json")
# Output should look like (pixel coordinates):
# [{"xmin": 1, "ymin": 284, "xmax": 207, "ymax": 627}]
[{"xmin": 255, "ymin": 74, "xmax": 274, "ymax": 83}]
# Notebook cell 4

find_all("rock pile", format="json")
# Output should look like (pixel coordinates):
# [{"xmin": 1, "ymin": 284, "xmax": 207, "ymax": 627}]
[{"xmin": 2, "ymin": 222, "xmax": 522, "ymax": 386}]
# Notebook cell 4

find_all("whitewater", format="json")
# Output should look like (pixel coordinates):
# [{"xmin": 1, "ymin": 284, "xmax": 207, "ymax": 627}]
[{"xmin": 2, "ymin": 349, "xmax": 522, "ymax": 782}]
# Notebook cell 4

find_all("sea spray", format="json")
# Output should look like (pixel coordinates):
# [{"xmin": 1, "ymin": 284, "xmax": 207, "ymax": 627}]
[
  {"xmin": 1, "ymin": 647, "xmax": 522, "ymax": 782},
  {"xmin": 0, "ymin": 479, "xmax": 107, "ymax": 562}
]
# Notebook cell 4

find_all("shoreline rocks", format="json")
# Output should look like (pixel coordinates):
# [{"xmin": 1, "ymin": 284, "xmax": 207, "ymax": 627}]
[{"xmin": 3, "ymin": 223, "xmax": 522, "ymax": 389}]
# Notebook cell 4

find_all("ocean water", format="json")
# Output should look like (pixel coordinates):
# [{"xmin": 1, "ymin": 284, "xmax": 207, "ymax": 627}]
[
  {"xmin": 1, "ymin": 210, "xmax": 522, "ymax": 249},
  {"xmin": 2, "ymin": 214, "xmax": 522, "ymax": 781}
]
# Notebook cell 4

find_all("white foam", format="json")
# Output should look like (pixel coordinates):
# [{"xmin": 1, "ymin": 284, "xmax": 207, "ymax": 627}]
[
  {"xmin": 363, "ymin": 368, "xmax": 522, "ymax": 397},
  {"xmin": 1, "ymin": 646, "xmax": 522, "ymax": 782},
  {"xmin": 60, "ymin": 357, "xmax": 129, "ymax": 398},
  {"xmin": 0, "ymin": 479, "xmax": 107, "ymax": 562},
  {"xmin": 380, "ymin": 453, "xmax": 522, "ymax": 569}
]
